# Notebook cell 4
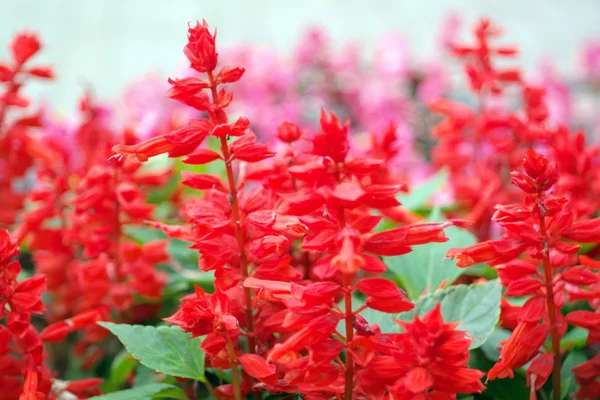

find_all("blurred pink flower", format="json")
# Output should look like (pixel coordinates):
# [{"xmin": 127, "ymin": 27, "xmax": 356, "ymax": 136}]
[{"xmin": 581, "ymin": 41, "xmax": 600, "ymax": 83}]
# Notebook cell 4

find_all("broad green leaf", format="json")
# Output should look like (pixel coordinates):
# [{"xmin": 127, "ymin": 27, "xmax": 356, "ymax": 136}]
[
  {"xmin": 395, "ymin": 280, "xmax": 502, "ymax": 349},
  {"xmin": 102, "ymin": 350, "xmax": 138, "ymax": 393},
  {"xmin": 99, "ymin": 323, "xmax": 205, "ymax": 380},
  {"xmin": 90, "ymin": 383, "xmax": 188, "ymax": 400},
  {"xmin": 134, "ymin": 364, "xmax": 169, "ymax": 387},
  {"xmin": 385, "ymin": 209, "xmax": 477, "ymax": 299},
  {"xmin": 559, "ymin": 350, "xmax": 587, "ymax": 398},
  {"xmin": 397, "ymin": 169, "xmax": 448, "ymax": 211}
]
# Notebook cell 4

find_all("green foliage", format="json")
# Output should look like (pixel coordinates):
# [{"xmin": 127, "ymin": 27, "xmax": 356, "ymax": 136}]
[
  {"xmin": 398, "ymin": 280, "xmax": 501, "ymax": 348},
  {"xmin": 102, "ymin": 350, "xmax": 139, "ymax": 393},
  {"xmin": 362, "ymin": 281, "xmax": 501, "ymax": 349},
  {"xmin": 560, "ymin": 327, "xmax": 588, "ymax": 351},
  {"xmin": 90, "ymin": 383, "xmax": 188, "ymax": 400},
  {"xmin": 484, "ymin": 374, "xmax": 530, "ymax": 400},
  {"xmin": 99, "ymin": 323, "xmax": 205, "ymax": 381},
  {"xmin": 559, "ymin": 350, "xmax": 587, "ymax": 398},
  {"xmin": 385, "ymin": 208, "xmax": 477, "ymax": 299},
  {"xmin": 397, "ymin": 169, "xmax": 448, "ymax": 212},
  {"xmin": 480, "ymin": 327, "xmax": 511, "ymax": 361}
]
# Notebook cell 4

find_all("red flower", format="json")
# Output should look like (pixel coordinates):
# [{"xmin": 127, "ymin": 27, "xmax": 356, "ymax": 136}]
[
  {"xmin": 488, "ymin": 322, "xmax": 549, "ymax": 380},
  {"xmin": 572, "ymin": 353, "xmax": 600, "ymax": 400},
  {"xmin": 267, "ymin": 313, "xmax": 341, "ymax": 363},
  {"xmin": 361, "ymin": 305, "xmax": 484, "ymax": 398},
  {"xmin": 277, "ymin": 120, "xmax": 302, "ymax": 143},
  {"xmin": 11, "ymin": 33, "xmax": 41, "ymax": 65},
  {"xmin": 165, "ymin": 285, "xmax": 217, "ymax": 337},
  {"xmin": 356, "ymin": 278, "xmax": 414, "ymax": 313},
  {"xmin": 18, "ymin": 370, "xmax": 43, "ymax": 400},
  {"xmin": 184, "ymin": 20, "xmax": 218, "ymax": 73}
]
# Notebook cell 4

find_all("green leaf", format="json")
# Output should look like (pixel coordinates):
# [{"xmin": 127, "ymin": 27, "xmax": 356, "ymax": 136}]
[
  {"xmin": 134, "ymin": 364, "xmax": 163, "ymax": 387},
  {"xmin": 385, "ymin": 209, "xmax": 477, "ymax": 299},
  {"xmin": 395, "ymin": 280, "xmax": 502, "ymax": 349},
  {"xmin": 397, "ymin": 169, "xmax": 448, "ymax": 211},
  {"xmin": 560, "ymin": 327, "xmax": 588, "ymax": 350},
  {"xmin": 90, "ymin": 383, "xmax": 188, "ymax": 400},
  {"xmin": 102, "ymin": 350, "xmax": 138, "ymax": 393},
  {"xmin": 99, "ymin": 323, "xmax": 205, "ymax": 380},
  {"xmin": 481, "ymin": 327, "xmax": 511, "ymax": 361},
  {"xmin": 560, "ymin": 377, "xmax": 572, "ymax": 400},
  {"xmin": 559, "ymin": 350, "xmax": 587, "ymax": 398},
  {"xmin": 484, "ymin": 373, "xmax": 530, "ymax": 400}
]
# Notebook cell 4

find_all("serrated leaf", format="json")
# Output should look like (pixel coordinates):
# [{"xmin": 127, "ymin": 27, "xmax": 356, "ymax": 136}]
[
  {"xmin": 397, "ymin": 169, "xmax": 448, "ymax": 211},
  {"xmin": 395, "ymin": 280, "xmax": 502, "ymax": 349},
  {"xmin": 385, "ymin": 209, "xmax": 477, "ymax": 299},
  {"xmin": 99, "ymin": 323, "xmax": 205, "ymax": 380},
  {"xmin": 90, "ymin": 383, "xmax": 188, "ymax": 400},
  {"xmin": 101, "ymin": 350, "xmax": 138, "ymax": 393}
]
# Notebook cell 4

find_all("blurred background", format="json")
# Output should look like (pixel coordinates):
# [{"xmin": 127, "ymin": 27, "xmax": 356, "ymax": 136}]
[{"xmin": 1, "ymin": 0, "xmax": 599, "ymax": 111}]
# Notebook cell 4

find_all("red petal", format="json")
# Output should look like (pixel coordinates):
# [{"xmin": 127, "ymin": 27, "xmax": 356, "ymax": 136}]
[
  {"xmin": 182, "ymin": 149, "xmax": 222, "ymax": 165},
  {"xmin": 238, "ymin": 354, "xmax": 277, "ymax": 384}
]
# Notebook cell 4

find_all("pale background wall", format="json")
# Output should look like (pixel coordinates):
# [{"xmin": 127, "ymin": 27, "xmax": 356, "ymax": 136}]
[{"xmin": 1, "ymin": 0, "xmax": 599, "ymax": 111}]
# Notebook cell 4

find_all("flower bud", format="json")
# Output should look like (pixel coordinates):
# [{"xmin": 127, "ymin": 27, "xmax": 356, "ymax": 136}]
[{"xmin": 277, "ymin": 121, "xmax": 302, "ymax": 143}]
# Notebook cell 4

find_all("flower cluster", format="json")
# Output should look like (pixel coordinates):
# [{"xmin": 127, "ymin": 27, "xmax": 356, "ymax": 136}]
[
  {"xmin": 0, "ymin": 32, "xmax": 54, "ymax": 227},
  {"xmin": 3, "ymin": 12, "xmax": 600, "ymax": 400},
  {"xmin": 0, "ymin": 229, "xmax": 102, "ymax": 399},
  {"xmin": 448, "ymin": 148, "xmax": 600, "ymax": 398},
  {"xmin": 108, "ymin": 20, "xmax": 482, "ymax": 400}
]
